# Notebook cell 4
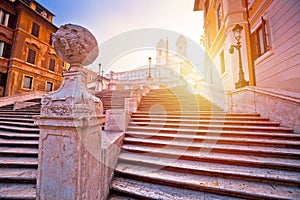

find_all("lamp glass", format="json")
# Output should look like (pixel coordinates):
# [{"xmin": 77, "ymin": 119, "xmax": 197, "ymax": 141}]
[{"xmin": 232, "ymin": 24, "xmax": 243, "ymax": 40}]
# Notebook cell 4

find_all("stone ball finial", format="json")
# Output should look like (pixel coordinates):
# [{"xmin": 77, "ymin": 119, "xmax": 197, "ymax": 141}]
[{"xmin": 52, "ymin": 24, "xmax": 99, "ymax": 68}]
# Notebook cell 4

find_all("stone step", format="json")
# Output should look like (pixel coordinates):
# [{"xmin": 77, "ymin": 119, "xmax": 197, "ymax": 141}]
[
  {"xmin": 108, "ymin": 193, "xmax": 138, "ymax": 200},
  {"xmin": 0, "ymin": 183, "xmax": 36, "ymax": 200},
  {"xmin": 110, "ymin": 177, "xmax": 243, "ymax": 200},
  {"xmin": 133, "ymin": 112, "xmax": 258, "ymax": 117},
  {"xmin": 0, "ymin": 125, "xmax": 39, "ymax": 133},
  {"xmin": 0, "ymin": 114, "xmax": 36, "ymax": 119},
  {"xmin": 0, "ymin": 132, "xmax": 39, "ymax": 140},
  {"xmin": 121, "ymin": 145, "xmax": 300, "ymax": 171},
  {"xmin": 0, "ymin": 168, "xmax": 36, "ymax": 183},
  {"xmin": 131, "ymin": 115, "xmax": 270, "ymax": 121},
  {"xmin": 0, "ymin": 121, "xmax": 38, "ymax": 128},
  {"xmin": 118, "ymin": 152, "xmax": 300, "ymax": 186},
  {"xmin": 130, "ymin": 119, "xmax": 280, "ymax": 127},
  {"xmin": 0, "ymin": 147, "xmax": 38, "ymax": 157},
  {"xmin": 0, "ymin": 112, "xmax": 39, "ymax": 116},
  {"xmin": 0, "ymin": 139, "xmax": 38, "ymax": 148},
  {"xmin": 0, "ymin": 117, "xmax": 35, "ymax": 123},
  {"xmin": 128, "ymin": 123, "xmax": 293, "ymax": 133},
  {"xmin": 0, "ymin": 157, "xmax": 37, "ymax": 168},
  {"xmin": 115, "ymin": 163, "xmax": 300, "ymax": 199},
  {"xmin": 126, "ymin": 130, "xmax": 300, "ymax": 141},
  {"xmin": 125, "ymin": 129, "xmax": 298, "ymax": 147},
  {"xmin": 123, "ymin": 136, "xmax": 300, "ymax": 158}
]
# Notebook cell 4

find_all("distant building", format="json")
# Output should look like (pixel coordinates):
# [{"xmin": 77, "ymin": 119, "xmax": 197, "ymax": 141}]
[
  {"xmin": 81, "ymin": 67, "xmax": 97, "ymax": 84},
  {"xmin": 194, "ymin": 0, "xmax": 300, "ymax": 93},
  {"xmin": 108, "ymin": 35, "xmax": 197, "ymax": 83},
  {"xmin": 0, "ymin": 0, "xmax": 66, "ymax": 97}
]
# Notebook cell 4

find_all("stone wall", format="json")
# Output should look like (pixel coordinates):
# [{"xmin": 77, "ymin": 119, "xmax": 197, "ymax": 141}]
[{"xmin": 227, "ymin": 86, "xmax": 300, "ymax": 133}]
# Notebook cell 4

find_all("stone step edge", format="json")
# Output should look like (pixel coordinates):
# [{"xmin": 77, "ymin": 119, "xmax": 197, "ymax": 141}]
[
  {"xmin": 110, "ymin": 177, "xmax": 243, "ymax": 200},
  {"xmin": 123, "ymin": 136, "xmax": 300, "ymax": 157},
  {"xmin": 125, "ymin": 130, "xmax": 300, "ymax": 140},
  {"xmin": 121, "ymin": 145, "xmax": 300, "ymax": 171},
  {"xmin": 115, "ymin": 163, "xmax": 299, "ymax": 200},
  {"xmin": 118, "ymin": 152, "xmax": 300, "ymax": 186}
]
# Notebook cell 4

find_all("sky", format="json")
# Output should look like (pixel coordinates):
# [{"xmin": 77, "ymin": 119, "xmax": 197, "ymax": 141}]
[{"xmin": 37, "ymin": 0, "xmax": 204, "ymax": 73}]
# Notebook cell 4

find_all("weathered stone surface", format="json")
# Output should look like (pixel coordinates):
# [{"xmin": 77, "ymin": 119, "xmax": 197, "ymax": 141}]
[
  {"xmin": 105, "ymin": 109, "xmax": 130, "ymax": 131},
  {"xmin": 34, "ymin": 23, "xmax": 107, "ymax": 200},
  {"xmin": 227, "ymin": 86, "xmax": 300, "ymax": 133},
  {"xmin": 52, "ymin": 24, "xmax": 99, "ymax": 68}
]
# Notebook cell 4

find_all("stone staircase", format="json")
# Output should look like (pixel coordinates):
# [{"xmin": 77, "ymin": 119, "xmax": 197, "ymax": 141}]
[
  {"xmin": 109, "ymin": 87, "xmax": 300, "ymax": 199},
  {"xmin": 95, "ymin": 90, "xmax": 134, "ymax": 113},
  {"xmin": 0, "ymin": 100, "xmax": 41, "ymax": 200}
]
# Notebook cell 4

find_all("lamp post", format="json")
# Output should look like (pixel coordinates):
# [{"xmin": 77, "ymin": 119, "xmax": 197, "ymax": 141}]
[
  {"xmin": 229, "ymin": 24, "xmax": 249, "ymax": 89},
  {"xmin": 148, "ymin": 57, "xmax": 152, "ymax": 78},
  {"xmin": 98, "ymin": 63, "xmax": 103, "ymax": 91}
]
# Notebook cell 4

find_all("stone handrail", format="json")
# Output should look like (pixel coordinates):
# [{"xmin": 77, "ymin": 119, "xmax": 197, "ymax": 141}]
[
  {"xmin": 226, "ymin": 86, "xmax": 300, "ymax": 132},
  {"xmin": 0, "ymin": 91, "xmax": 45, "ymax": 108}
]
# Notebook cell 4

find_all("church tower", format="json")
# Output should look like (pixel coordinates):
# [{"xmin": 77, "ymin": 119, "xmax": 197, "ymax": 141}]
[
  {"xmin": 176, "ymin": 34, "xmax": 187, "ymax": 58},
  {"xmin": 156, "ymin": 38, "xmax": 166, "ymax": 65}
]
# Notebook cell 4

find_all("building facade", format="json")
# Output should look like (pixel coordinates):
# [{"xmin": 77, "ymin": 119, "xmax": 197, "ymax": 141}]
[
  {"xmin": 0, "ymin": 0, "xmax": 66, "ymax": 97},
  {"xmin": 194, "ymin": 0, "xmax": 300, "ymax": 93},
  {"xmin": 108, "ymin": 35, "xmax": 197, "ymax": 82}
]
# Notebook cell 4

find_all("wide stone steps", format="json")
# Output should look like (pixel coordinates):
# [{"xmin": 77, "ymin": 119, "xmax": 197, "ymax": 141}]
[
  {"xmin": 128, "ymin": 122, "xmax": 293, "ymax": 133},
  {"xmin": 0, "ymin": 125, "xmax": 39, "ymax": 133},
  {"xmin": 114, "ymin": 162, "xmax": 300, "ymax": 199},
  {"xmin": 0, "ymin": 102, "xmax": 40, "ymax": 199},
  {"xmin": 126, "ymin": 130, "xmax": 300, "ymax": 141},
  {"xmin": 0, "ymin": 168, "xmax": 36, "ymax": 183},
  {"xmin": 0, "ymin": 183, "xmax": 36, "ymax": 200},
  {"xmin": 0, "ymin": 132, "xmax": 39, "ymax": 140},
  {"xmin": 96, "ymin": 90, "xmax": 133, "ymax": 112},
  {"xmin": 131, "ymin": 114, "xmax": 269, "ymax": 121},
  {"xmin": 133, "ymin": 111, "xmax": 259, "ymax": 116},
  {"xmin": 123, "ymin": 136, "xmax": 300, "ymax": 158},
  {"xmin": 110, "ymin": 177, "xmax": 243, "ymax": 200},
  {"xmin": 121, "ymin": 144, "xmax": 300, "ymax": 171},
  {"xmin": 130, "ymin": 119, "xmax": 281, "ymax": 126},
  {"xmin": 125, "ymin": 129, "xmax": 298, "ymax": 148},
  {"xmin": 118, "ymin": 152, "xmax": 300, "ymax": 186},
  {"xmin": 110, "ymin": 87, "xmax": 300, "ymax": 199}
]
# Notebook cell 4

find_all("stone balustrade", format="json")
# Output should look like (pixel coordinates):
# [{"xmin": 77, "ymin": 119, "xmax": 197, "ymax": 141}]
[{"xmin": 227, "ymin": 86, "xmax": 300, "ymax": 133}]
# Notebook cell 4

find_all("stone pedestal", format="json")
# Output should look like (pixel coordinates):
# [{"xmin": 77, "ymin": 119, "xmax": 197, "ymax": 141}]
[
  {"xmin": 125, "ymin": 98, "xmax": 138, "ymax": 113},
  {"xmin": 34, "ymin": 24, "xmax": 109, "ymax": 199},
  {"xmin": 35, "ymin": 70, "xmax": 106, "ymax": 199},
  {"xmin": 105, "ymin": 109, "xmax": 130, "ymax": 131}
]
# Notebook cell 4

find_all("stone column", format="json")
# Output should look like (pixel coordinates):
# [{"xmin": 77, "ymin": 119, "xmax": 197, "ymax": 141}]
[{"xmin": 35, "ymin": 24, "xmax": 106, "ymax": 199}]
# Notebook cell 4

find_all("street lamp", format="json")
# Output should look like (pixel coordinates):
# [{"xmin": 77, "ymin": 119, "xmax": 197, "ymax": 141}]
[
  {"xmin": 98, "ymin": 63, "xmax": 102, "ymax": 76},
  {"xmin": 229, "ymin": 24, "xmax": 249, "ymax": 89},
  {"xmin": 148, "ymin": 57, "xmax": 152, "ymax": 78}
]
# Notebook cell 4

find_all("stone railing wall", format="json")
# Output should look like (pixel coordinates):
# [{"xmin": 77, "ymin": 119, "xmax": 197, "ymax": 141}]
[
  {"xmin": 0, "ymin": 91, "xmax": 44, "ymax": 108},
  {"xmin": 227, "ymin": 86, "xmax": 300, "ymax": 133}
]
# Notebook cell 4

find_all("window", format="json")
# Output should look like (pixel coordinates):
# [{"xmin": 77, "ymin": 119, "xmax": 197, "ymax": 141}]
[
  {"xmin": 49, "ymin": 33, "xmax": 53, "ymax": 45},
  {"xmin": 220, "ymin": 50, "xmax": 225, "ymax": 74},
  {"xmin": 27, "ymin": 49, "xmax": 36, "ymax": 64},
  {"xmin": 0, "ymin": 41, "xmax": 11, "ymax": 58},
  {"xmin": 0, "ymin": 9, "xmax": 15, "ymax": 28},
  {"xmin": 35, "ymin": 5, "xmax": 43, "ymax": 14},
  {"xmin": 23, "ymin": 75, "xmax": 33, "ymax": 89},
  {"xmin": 0, "ymin": 73, "xmax": 7, "ymax": 87},
  {"xmin": 31, "ymin": 22, "xmax": 40, "ymax": 38},
  {"xmin": 251, "ymin": 18, "xmax": 270, "ymax": 60},
  {"xmin": 90, "ymin": 76, "xmax": 94, "ymax": 80},
  {"xmin": 49, "ymin": 59, "xmax": 55, "ymax": 71},
  {"xmin": 46, "ymin": 82, "xmax": 53, "ymax": 92},
  {"xmin": 21, "ymin": 0, "xmax": 31, "ymax": 6}
]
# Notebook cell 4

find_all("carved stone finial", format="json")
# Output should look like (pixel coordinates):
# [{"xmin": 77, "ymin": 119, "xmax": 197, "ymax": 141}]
[{"xmin": 52, "ymin": 24, "xmax": 99, "ymax": 68}]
